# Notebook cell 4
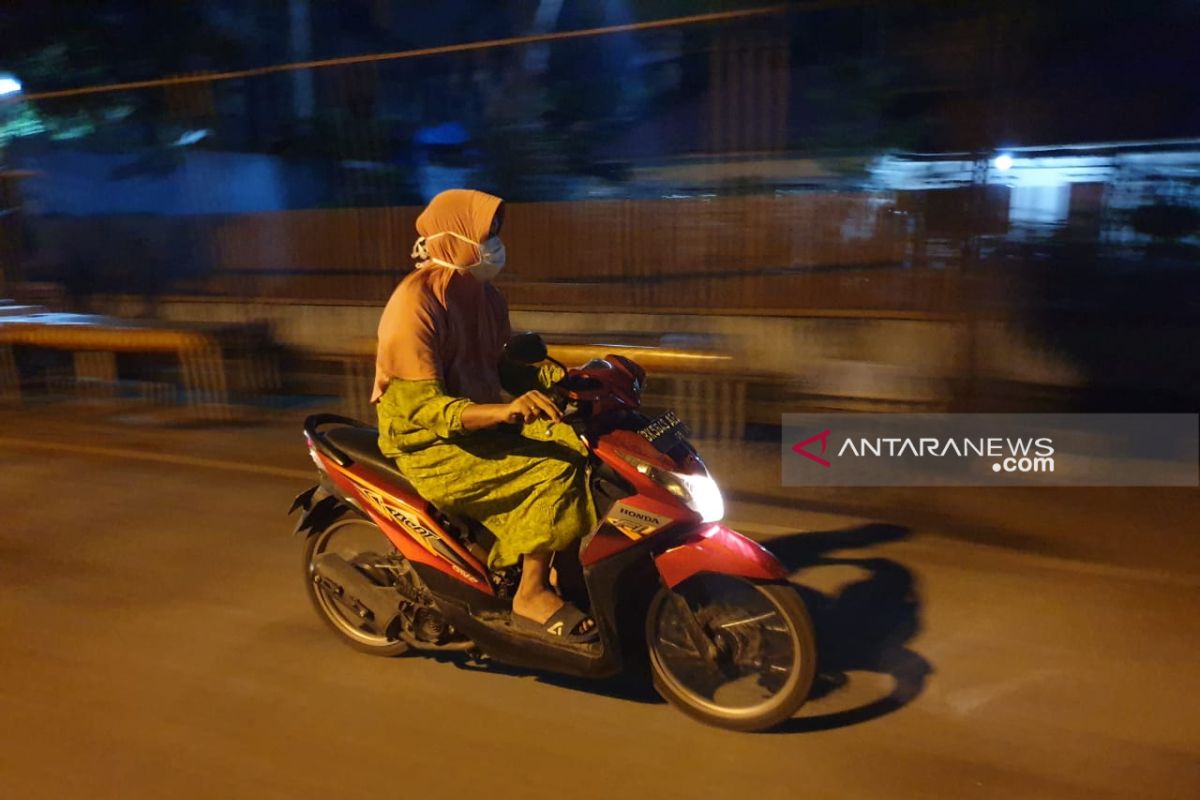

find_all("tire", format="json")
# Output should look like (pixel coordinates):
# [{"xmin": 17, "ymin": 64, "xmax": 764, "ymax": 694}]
[
  {"xmin": 646, "ymin": 577, "xmax": 817, "ymax": 732},
  {"xmin": 302, "ymin": 513, "xmax": 410, "ymax": 657}
]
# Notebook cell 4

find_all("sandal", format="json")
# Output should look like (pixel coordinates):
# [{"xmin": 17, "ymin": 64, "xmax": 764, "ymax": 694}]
[{"xmin": 512, "ymin": 601, "xmax": 599, "ymax": 645}]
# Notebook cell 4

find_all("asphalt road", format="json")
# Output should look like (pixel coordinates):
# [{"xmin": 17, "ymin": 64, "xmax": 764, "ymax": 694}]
[{"xmin": 0, "ymin": 409, "xmax": 1196, "ymax": 799}]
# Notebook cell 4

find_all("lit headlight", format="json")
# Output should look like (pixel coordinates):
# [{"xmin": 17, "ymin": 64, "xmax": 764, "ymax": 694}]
[
  {"xmin": 619, "ymin": 454, "xmax": 725, "ymax": 523},
  {"xmin": 672, "ymin": 470, "xmax": 725, "ymax": 522}
]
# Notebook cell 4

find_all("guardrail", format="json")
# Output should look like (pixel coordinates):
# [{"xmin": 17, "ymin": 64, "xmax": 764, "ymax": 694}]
[
  {"xmin": 1, "ymin": 315, "xmax": 949, "ymax": 432},
  {"xmin": 332, "ymin": 338, "xmax": 754, "ymax": 443},
  {"xmin": 0, "ymin": 314, "xmax": 277, "ymax": 421},
  {"xmin": 546, "ymin": 343, "xmax": 752, "ymax": 442}
]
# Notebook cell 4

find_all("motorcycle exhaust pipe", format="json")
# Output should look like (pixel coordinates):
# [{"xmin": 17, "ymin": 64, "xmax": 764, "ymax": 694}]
[{"xmin": 311, "ymin": 553, "xmax": 404, "ymax": 635}]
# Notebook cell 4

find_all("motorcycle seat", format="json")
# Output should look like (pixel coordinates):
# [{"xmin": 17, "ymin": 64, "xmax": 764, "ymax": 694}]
[{"xmin": 323, "ymin": 425, "xmax": 422, "ymax": 497}]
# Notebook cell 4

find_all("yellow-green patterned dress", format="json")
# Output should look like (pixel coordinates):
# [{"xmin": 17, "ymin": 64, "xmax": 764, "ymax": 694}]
[{"xmin": 376, "ymin": 361, "xmax": 596, "ymax": 569}]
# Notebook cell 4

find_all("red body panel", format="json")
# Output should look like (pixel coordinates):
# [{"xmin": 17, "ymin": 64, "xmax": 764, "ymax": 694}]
[
  {"xmin": 580, "ymin": 430, "xmax": 700, "ymax": 566},
  {"xmin": 314, "ymin": 449, "xmax": 493, "ymax": 594},
  {"xmin": 653, "ymin": 524, "xmax": 788, "ymax": 588},
  {"xmin": 579, "ymin": 526, "xmax": 635, "ymax": 565},
  {"xmin": 581, "ymin": 494, "xmax": 692, "ymax": 566},
  {"xmin": 593, "ymin": 430, "xmax": 702, "ymax": 507}
]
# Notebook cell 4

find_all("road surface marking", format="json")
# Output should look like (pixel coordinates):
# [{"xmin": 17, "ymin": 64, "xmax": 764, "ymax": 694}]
[{"xmin": 0, "ymin": 436, "xmax": 312, "ymax": 481}]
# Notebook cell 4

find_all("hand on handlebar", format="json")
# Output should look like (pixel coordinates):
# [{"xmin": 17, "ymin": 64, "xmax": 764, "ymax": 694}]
[{"xmin": 505, "ymin": 390, "xmax": 563, "ymax": 425}]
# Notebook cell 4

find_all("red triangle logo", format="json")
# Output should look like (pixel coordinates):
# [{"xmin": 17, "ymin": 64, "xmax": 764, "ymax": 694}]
[{"xmin": 792, "ymin": 429, "xmax": 832, "ymax": 468}]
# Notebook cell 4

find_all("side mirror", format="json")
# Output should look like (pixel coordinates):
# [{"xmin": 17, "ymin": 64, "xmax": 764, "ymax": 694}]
[{"xmin": 505, "ymin": 331, "xmax": 548, "ymax": 364}]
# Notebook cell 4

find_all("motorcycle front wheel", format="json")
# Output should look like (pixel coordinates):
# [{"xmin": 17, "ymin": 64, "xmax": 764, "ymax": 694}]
[{"xmin": 646, "ymin": 576, "xmax": 817, "ymax": 732}]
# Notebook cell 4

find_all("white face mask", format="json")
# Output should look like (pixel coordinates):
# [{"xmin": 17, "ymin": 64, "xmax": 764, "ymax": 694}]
[{"xmin": 412, "ymin": 231, "xmax": 506, "ymax": 283}]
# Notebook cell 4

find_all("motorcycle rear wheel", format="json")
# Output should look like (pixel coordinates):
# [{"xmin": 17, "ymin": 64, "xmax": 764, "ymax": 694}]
[
  {"xmin": 646, "ymin": 576, "xmax": 816, "ymax": 732},
  {"xmin": 303, "ymin": 514, "xmax": 410, "ymax": 657}
]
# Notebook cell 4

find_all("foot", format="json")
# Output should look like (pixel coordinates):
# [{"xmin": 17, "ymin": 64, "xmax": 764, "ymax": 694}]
[
  {"xmin": 511, "ymin": 551, "xmax": 596, "ymax": 636},
  {"xmin": 511, "ymin": 586, "xmax": 565, "ymax": 625},
  {"xmin": 512, "ymin": 588, "xmax": 597, "ymax": 637}
]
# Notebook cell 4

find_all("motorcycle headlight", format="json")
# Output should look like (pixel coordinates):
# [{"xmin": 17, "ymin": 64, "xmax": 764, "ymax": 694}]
[{"xmin": 619, "ymin": 454, "xmax": 725, "ymax": 523}]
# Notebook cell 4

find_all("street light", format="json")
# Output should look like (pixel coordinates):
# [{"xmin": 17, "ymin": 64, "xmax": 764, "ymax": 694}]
[
  {"xmin": 0, "ymin": 76, "xmax": 22, "ymax": 97},
  {"xmin": 993, "ymin": 153, "xmax": 1014, "ymax": 172}
]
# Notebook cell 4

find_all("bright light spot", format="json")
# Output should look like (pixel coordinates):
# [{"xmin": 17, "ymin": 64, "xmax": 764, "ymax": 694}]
[
  {"xmin": 679, "ymin": 472, "xmax": 725, "ymax": 523},
  {"xmin": 993, "ymin": 153, "xmax": 1014, "ymax": 172},
  {"xmin": 175, "ymin": 128, "xmax": 210, "ymax": 146},
  {"xmin": 0, "ymin": 77, "xmax": 22, "ymax": 97}
]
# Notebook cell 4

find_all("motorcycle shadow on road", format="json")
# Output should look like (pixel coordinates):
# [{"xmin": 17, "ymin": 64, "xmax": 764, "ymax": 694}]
[
  {"xmin": 445, "ymin": 647, "xmax": 664, "ymax": 706},
  {"xmin": 440, "ymin": 522, "xmax": 933, "ymax": 726},
  {"xmin": 766, "ymin": 522, "xmax": 933, "ymax": 734}
]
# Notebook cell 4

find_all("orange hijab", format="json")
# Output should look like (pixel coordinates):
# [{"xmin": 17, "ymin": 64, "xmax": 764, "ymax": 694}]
[
  {"xmin": 414, "ymin": 188, "xmax": 503, "ymax": 269},
  {"xmin": 372, "ymin": 189, "xmax": 510, "ymax": 404}
]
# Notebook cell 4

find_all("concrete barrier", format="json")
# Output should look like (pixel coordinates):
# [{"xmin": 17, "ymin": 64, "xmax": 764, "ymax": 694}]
[{"xmin": 0, "ymin": 314, "xmax": 277, "ymax": 422}]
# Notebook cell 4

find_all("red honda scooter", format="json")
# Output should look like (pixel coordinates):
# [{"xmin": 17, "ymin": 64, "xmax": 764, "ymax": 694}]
[{"xmin": 290, "ymin": 333, "xmax": 816, "ymax": 731}]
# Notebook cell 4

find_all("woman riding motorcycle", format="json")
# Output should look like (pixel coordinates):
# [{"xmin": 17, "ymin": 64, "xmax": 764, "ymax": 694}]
[{"xmin": 372, "ymin": 189, "xmax": 597, "ymax": 643}]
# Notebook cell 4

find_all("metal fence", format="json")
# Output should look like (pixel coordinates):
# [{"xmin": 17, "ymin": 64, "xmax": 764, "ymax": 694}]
[
  {"xmin": 5, "ymin": 3, "xmax": 1196, "ymax": 319},
  {"xmin": 24, "ymin": 192, "xmax": 947, "ymax": 311}
]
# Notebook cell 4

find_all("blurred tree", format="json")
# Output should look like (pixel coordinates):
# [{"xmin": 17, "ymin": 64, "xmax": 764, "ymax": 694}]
[
  {"xmin": 0, "ymin": 0, "xmax": 242, "ymax": 145},
  {"xmin": 875, "ymin": 0, "xmax": 1200, "ymax": 150},
  {"xmin": 1130, "ymin": 203, "xmax": 1200, "ymax": 246}
]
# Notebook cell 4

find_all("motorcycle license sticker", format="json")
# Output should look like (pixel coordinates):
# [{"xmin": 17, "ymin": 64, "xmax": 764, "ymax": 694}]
[{"xmin": 638, "ymin": 411, "xmax": 690, "ymax": 452}]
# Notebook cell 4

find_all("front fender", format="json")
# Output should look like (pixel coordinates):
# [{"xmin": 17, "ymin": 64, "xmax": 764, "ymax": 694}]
[{"xmin": 653, "ymin": 524, "xmax": 788, "ymax": 589}]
